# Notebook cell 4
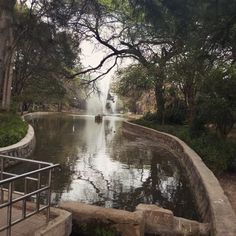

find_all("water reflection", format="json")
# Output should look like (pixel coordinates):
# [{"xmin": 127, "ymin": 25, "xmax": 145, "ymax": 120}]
[{"xmin": 25, "ymin": 114, "xmax": 198, "ymax": 220}]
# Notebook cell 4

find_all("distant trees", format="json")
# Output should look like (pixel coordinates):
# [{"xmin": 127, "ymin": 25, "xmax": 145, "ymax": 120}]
[
  {"xmin": 111, "ymin": 0, "xmax": 236, "ymax": 134},
  {"xmin": 54, "ymin": 0, "xmax": 187, "ymax": 123},
  {"xmin": 0, "ymin": 1, "xmax": 82, "ymax": 111},
  {"xmin": 12, "ymin": 5, "xmax": 81, "ymax": 112},
  {"xmin": 114, "ymin": 64, "xmax": 155, "ymax": 113}
]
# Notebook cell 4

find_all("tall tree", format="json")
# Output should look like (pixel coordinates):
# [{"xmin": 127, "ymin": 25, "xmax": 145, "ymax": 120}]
[
  {"xmin": 11, "ymin": 7, "xmax": 81, "ymax": 111},
  {"xmin": 0, "ymin": 0, "xmax": 16, "ymax": 110},
  {"xmin": 50, "ymin": 0, "xmax": 185, "ymax": 123}
]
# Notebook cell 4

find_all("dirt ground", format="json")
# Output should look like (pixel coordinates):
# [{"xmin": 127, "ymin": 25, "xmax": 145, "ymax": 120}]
[{"xmin": 218, "ymin": 173, "xmax": 236, "ymax": 213}]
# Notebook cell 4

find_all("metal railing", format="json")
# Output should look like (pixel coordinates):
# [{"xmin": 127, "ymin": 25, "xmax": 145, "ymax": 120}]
[{"xmin": 0, "ymin": 154, "xmax": 59, "ymax": 236}]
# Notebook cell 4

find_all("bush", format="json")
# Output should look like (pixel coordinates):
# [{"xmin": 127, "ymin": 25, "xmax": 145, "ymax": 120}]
[
  {"xmin": 165, "ymin": 101, "xmax": 187, "ymax": 125},
  {"xmin": 190, "ymin": 134, "xmax": 236, "ymax": 173},
  {"xmin": 143, "ymin": 111, "xmax": 159, "ymax": 122},
  {"xmin": 0, "ymin": 113, "xmax": 28, "ymax": 147},
  {"xmin": 143, "ymin": 102, "xmax": 187, "ymax": 126}
]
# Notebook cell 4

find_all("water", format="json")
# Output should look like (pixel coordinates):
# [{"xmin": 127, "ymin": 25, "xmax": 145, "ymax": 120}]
[
  {"xmin": 25, "ymin": 113, "xmax": 199, "ymax": 220},
  {"xmin": 86, "ymin": 77, "xmax": 116, "ymax": 115}
]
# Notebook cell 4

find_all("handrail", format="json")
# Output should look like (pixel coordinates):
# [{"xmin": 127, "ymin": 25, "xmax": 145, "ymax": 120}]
[
  {"xmin": 0, "ymin": 154, "xmax": 59, "ymax": 236},
  {"xmin": 0, "ymin": 154, "xmax": 55, "ymax": 165},
  {"xmin": 0, "ymin": 164, "xmax": 59, "ymax": 185}
]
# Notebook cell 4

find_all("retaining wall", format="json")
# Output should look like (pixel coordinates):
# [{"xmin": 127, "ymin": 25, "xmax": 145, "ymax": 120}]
[
  {"xmin": 61, "ymin": 202, "xmax": 210, "ymax": 236},
  {"xmin": 0, "ymin": 124, "xmax": 36, "ymax": 166},
  {"xmin": 34, "ymin": 208, "xmax": 72, "ymax": 236},
  {"xmin": 123, "ymin": 121, "xmax": 236, "ymax": 236}
]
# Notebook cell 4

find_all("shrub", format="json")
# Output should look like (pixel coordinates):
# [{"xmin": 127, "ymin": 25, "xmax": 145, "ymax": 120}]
[
  {"xmin": 0, "ymin": 113, "xmax": 28, "ymax": 147},
  {"xmin": 165, "ymin": 101, "xmax": 187, "ymax": 125},
  {"xmin": 143, "ymin": 111, "xmax": 159, "ymax": 122},
  {"xmin": 190, "ymin": 134, "xmax": 236, "ymax": 173},
  {"xmin": 143, "ymin": 103, "xmax": 187, "ymax": 126}
]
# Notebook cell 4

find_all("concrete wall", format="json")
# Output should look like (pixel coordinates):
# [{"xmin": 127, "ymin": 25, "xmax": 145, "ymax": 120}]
[
  {"xmin": 0, "ymin": 124, "xmax": 36, "ymax": 166},
  {"xmin": 60, "ymin": 202, "xmax": 144, "ymax": 236},
  {"xmin": 60, "ymin": 202, "xmax": 209, "ymax": 236},
  {"xmin": 34, "ymin": 208, "xmax": 72, "ymax": 236},
  {"xmin": 123, "ymin": 121, "xmax": 236, "ymax": 236}
]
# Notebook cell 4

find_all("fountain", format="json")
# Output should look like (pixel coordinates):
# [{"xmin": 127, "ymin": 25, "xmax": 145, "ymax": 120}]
[{"xmin": 86, "ymin": 76, "xmax": 116, "ymax": 116}]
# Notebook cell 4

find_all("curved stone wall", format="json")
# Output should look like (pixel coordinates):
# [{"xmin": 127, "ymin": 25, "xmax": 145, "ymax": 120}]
[
  {"xmin": 123, "ymin": 121, "xmax": 236, "ymax": 236},
  {"xmin": 0, "ymin": 124, "xmax": 36, "ymax": 166}
]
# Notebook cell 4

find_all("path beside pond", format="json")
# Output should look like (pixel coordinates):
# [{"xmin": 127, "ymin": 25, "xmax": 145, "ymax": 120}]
[{"xmin": 218, "ymin": 173, "xmax": 236, "ymax": 216}]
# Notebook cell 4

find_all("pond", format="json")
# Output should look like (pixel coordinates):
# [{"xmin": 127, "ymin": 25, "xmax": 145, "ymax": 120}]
[{"xmin": 24, "ymin": 113, "xmax": 199, "ymax": 220}]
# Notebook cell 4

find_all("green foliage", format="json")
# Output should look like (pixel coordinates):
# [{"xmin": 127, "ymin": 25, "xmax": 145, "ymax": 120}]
[
  {"xmin": 190, "ymin": 134, "xmax": 236, "ymax": 173},
  {"xmin": 94, "ymin": 226, "xmax": 118, "ymax": 236},
  {"xmin": 71, "ymin": 220, "xmax": 120, "ymax": 236},
  {"xmin": 165, "ymin": 100, "xmax": 187, "ymax": 125},
  {"xmin": 142, "ymin": 111, "xmax": 159, "ymax": 122},
  {"xmin": 114, "ymin": 64, "xmax": 154, "ymax": 114},
  {"xmin": 194, "ymin": 65, "xmax": 236, "ymax": 138},
  {"xmin": 12, "ymin": 5, "xmax": 81, "ymax": 109},
  {"xmin": 115, "ymin": 64, "xmax": 153, "ymax": 96},
  {"xmin": 142, "ymin": 100, "xmax": 187, "ymax": 125},
  {"xmin": 0, "ymin": 113, "xmax": 28, "ymax": 147},
  {"xmin": 133, "ymin": 119, "xmax": 236, "ymax": 174}
]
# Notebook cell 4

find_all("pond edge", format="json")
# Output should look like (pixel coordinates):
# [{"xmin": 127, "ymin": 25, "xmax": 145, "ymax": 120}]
[
  {"xmin": 0, "ymin": 123, "xmax": 35, "ymax": 161},
  {"xmin": 123, "ymin": 121, "xmax": 236, "ymax": 236}
]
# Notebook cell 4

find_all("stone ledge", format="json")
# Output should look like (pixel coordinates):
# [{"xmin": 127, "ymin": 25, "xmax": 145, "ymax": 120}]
[
  {"xmin": 0, "ymin": 124, "xmax": 36, "ymax": 166},
  {"xmin": 60, "ymin": 202, "xmax": 209, "ymax": 236},
  {"xmin": 34, "ymin": 208, "xmax": 72, "ymax": 236},
  {"xmin": 123, "ymin": 121, "xmax": 236, "ymax": 236},
  {"xmin": 60, "ymin": 202, "xmax": 144, "ymax": 236},
  {"xmin": 136, "ymin": 204, "xmax": 209, "ymax": 236}
]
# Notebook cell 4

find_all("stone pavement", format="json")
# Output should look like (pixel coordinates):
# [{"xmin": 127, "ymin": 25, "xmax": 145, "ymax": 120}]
[{"xmin": 0, "ymin": 206, "xmax": 47, "ymax": 236}]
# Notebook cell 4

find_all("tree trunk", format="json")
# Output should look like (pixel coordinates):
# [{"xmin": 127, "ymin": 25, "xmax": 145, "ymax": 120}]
[
  {"xmin": 154, "ymin": 79, "xmax": 165, "ymax": 124},
  {"xmin": 0, "ymin": 0, "xmax": 16, "ymax": 110},
  {"xmin": 2, "ymin": 47, "xmax": 14, "ymax": 110},
  {"xmin": 187, "ymin": 92, "xmax": 196, "ymax": 126},
  {"xmin": 58, "ymin": 102, "xmax": 63, "ymax": 112}
]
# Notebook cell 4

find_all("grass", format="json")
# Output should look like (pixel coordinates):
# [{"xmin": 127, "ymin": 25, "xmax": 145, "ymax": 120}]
[
  {"xmin": 133, "ymin": 119, "xmax": 236, "ymax": 174},
  {"xmin": 0, "ymin": 112, "xmax": 28, "ymax": 148}
]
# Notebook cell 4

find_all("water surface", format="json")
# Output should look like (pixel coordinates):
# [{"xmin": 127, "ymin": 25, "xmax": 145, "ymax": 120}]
[{"xmin": 25, "ymin": 113, "xmax": 199, "ymax": 220}]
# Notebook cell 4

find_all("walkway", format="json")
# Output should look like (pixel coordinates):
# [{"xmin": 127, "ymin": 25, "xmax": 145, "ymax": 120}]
[
  {"xmin": 218, "ymin": 173, "xmax": 236, "ymax": 215},
  {"xmin": 0, "ymin": 206, "xmax": 47, "ymax": 236}
]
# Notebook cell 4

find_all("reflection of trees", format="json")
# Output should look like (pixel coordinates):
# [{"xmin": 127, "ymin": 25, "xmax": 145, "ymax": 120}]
[
  {"xmin": 26, "ymin": 114, "xmax": 85, "ymax": 205},
  {"xmin": 25, "ymin": 115, "xmax": 199, "ymax": 220},
  {"xmin": 75, "ymin": 150, "xmax": 198, "ymax": 220},
  {"xmin": 105, "ymin": 127, "xmax": 199, "ymax": 219}
]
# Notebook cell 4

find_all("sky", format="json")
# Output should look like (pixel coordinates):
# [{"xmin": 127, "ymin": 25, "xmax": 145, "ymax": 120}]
[{"xmin": 80, "ymin": 39, "xmax": 133, "ymax": 82}]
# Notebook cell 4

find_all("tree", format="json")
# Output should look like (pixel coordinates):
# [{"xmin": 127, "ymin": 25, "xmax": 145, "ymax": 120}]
[
  {"xmin": 200, "ymin": 0, "xmax": 236, "ymax": 64},
  {"xmin": 9, "ymin": 4, "xmax": 81, "ymax": 112},
  {"xmin": 50, "ymin": 0, "xmax": 187, "ymax": 123},
  {"xmin": 115, "ymin": 64, "xmax": 154, "ymax": 113},
  {"xmin": 199, "ymin": 65, "xmax": 236, "ymax": 138},
  {"xmin": 168, "ymin": 50, "xmax": 213, "ymax": 123},
  {"xmin": 0, "ymin": 0, "xmax": 16, "ymax": 110}
]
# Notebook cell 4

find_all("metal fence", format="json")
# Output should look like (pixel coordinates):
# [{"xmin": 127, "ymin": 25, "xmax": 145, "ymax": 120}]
[{"xmin": 0, "ymin": 154, "xmax": 59, "ymax": 236}]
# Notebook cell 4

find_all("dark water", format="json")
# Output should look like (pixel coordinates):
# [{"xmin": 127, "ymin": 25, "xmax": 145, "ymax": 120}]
[{"xmin": 24, "ymin": 113, "xmax": 199, "ymax": 220}]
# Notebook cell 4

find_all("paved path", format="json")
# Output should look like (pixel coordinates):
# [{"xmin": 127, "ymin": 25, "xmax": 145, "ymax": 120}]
[
  {"xmin": 218, "ymin": 173, "xmax": 236, "ymax": 215},
  {"xmin": 0, "ymin": 206, "xmax": 46, "ymax": 236}
]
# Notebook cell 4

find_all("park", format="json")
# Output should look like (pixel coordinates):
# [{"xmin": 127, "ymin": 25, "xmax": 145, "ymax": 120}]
[{"xmin": 0, "ymin": 0, "xmax": 236, "ymax": 235}]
